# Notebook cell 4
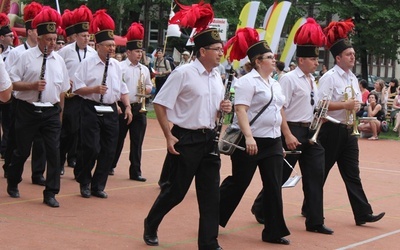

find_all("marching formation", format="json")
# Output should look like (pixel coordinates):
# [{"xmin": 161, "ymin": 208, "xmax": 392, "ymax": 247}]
[{"xmin": 0, "ymin": 1, "xmax": 386, "ymax": 249}]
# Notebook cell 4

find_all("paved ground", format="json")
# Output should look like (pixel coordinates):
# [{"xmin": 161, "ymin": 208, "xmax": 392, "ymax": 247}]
[{"xmin": 0, "ymin": 118, "xmax": 399, "ymax": 249}]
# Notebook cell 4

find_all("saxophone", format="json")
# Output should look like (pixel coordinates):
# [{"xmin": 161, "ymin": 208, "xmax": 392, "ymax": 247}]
[{"xmin": 136, "ymin": 65, "xmax": 148, "ymax": 113}]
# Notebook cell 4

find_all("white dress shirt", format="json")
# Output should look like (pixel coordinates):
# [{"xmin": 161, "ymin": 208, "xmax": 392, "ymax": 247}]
[
  {"xmin": 318, "ymin": 64, "xmax": 361, "ymax": 123},
  {"xmin": 5, "ymin": 42, "xmax": 34, "ymax": 73},
  {"xmin": 280, "ymin": 67, "xmax": 319, "ymax": 123},
  {"xmin": 0, "ymin": 55, "xmax": 11, "ymax": 91},
  {"xmin": 9, "ymin": 46, "xmax": 70, "ymax": 104},
  {"xmin": 154, "ymin": 59, "xmax": 225, "ymax": 130},
  {"xmin": 232, "ymin": 69, "xmax": 286, "ymax": 138},
  {"xmin": 120, "ymin": 59, "xmax": 152, "ymax": 104},
  {"xmin": 73, "ymin": 54, "xmax": 129, "ymax": 104}
]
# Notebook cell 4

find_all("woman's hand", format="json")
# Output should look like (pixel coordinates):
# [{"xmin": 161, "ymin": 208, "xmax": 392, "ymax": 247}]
[{"xmin": 245, "ymin": 136, "xmax": 258, "ymax": 155}]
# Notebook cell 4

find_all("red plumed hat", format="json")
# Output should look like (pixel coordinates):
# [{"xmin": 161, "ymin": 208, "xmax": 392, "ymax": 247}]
[
  {"xmin": 23, "ymin": 1, "xmax": 43, "ymax": 30},
  {"xmin": 12, "ymin": 29, "xmax": 19, "ymax": 47},
  {"xmin": 0, "ymin": 13, "xmax": 12, "ymax": 36},
  {"xmin": 62, "ymin": 9, "xmax": 75, "ymax": 37},
  {"xmin": 89, "ymin": 9, "xmax": 115, "ymax": 43},
  {"xmin": 324, "ymin": 18, "xmax": 354, "ymax": 57},
  {"xmin": 224, "ymin": 27, "xmax": 259, "ymax": 61},
  {"xmin": 170, "ymin": 0, "xmax": 214, "ymax": 35},
  {"xmin": 125, "ymin": 22, "xmax": 144, "ymax": 50},
  {"xmin": 73, "ymin": 5, "xmax": 93, "ymax": 34},
  {"xmin": 294, "ymin": 18, "xmax": 326, "ymax": 57},
  {"xmin": 32, "ymin": 6, "xmax": 62, "ymax": 36}
]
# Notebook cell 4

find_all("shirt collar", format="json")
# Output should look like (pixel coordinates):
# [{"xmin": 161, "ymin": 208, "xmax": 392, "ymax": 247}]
[
  {"xmin": 294, "ymin": 66, "xmax": 315, "ymax": 81},
  {"xmin": 33, "ymin": 46, "xmax": 54, "ymax": 59},
  {"xmin": 193, "ymin": 59, "xmax": 218, "ymax": 76}
]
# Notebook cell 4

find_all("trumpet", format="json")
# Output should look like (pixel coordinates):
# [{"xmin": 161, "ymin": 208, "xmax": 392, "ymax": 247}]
[
  {"xmin": 309, "ymin": 88, "xmax": 340, "ymax": 144},
  {"xmin": 343, "ymin": 85, "xmax": 360, "ymax": 136},
  {"xmin": 136, "ymin": 65, "xmax": 150, "ymax": 113}
]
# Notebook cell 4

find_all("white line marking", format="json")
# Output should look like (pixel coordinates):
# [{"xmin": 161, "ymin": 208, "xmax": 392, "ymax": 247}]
[{"xmin": 336, "ymin": 229, "xmax": 400, "ymax": 249}]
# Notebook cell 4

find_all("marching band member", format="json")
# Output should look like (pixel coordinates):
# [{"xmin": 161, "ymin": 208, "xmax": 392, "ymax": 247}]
[
  {"xmin": 6, "ymin": 6, "xmax": 70, "ymax": 207},
  {"xmin": 0, "ymin": 54, "xmax": 12, "ymax": 102},
  {"xmin": 110, "ymin": 22, "xmax": 152, "ymax": 181},
  {"xmin": 73, "ymin": 9, "xmax": 132, "ymax": 199},
  {"xmin": 143, "ymin": 2, "xmax": 230, "ymax": 249},
  {"xmin": 251, "ymin": 18, "xmax": 333, "ymax": 235},
  {"xmin": 218, "ymin": 28, "xmax": 290, "ymax": 245},
  {"xmin": 3, "ymin": 1, "xmax": 46, "ymax": 186},
  {"xmin": 57, "ymin": 5, "xmax": 96, "ymax": 176},
  {"xmin": 61, "ymin": 9, "xmax": 76, "ymax": 44},
  {"xmin": 318, "ymin": 19, "xmax": 385, "ymax": 226}
]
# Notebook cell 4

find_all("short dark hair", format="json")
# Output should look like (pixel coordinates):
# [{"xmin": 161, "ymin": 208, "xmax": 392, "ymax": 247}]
[
  {"xmin": 391, "ymin": 78, "xmax": 398, "ymax": 86},
  {"xmin": 276, "ymin": 61, "xmax": 285, "ymax": 71},
  {"xmin": 359, "ymin": 79, "xmax": 368, "ymax": 89}
]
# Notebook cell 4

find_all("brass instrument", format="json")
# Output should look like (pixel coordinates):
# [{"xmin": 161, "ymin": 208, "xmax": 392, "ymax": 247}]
[
  {"xmin": 135, "ymin": 65, "xmax": 149, "ymax": 113},
  {"xmin": 309, "ymin": 88, "xmax": 340, "ymax": 144},
  {"xmin": 343, "ymin": 85, "xmax": 360, "ymax": 136}
]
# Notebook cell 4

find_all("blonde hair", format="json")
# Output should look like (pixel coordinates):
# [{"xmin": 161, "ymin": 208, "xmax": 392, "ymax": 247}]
[{"xmin": 375, "ymin": 79, "xmax": 385, "ymax": 91}]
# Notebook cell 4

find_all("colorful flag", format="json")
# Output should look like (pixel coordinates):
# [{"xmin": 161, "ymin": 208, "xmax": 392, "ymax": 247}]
[{"xmin": 264, "ymin": 1, "xmax": 291, "ymax": 54}]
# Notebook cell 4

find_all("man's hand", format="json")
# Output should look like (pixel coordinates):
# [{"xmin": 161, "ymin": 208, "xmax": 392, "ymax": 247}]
[{"xmin": 220, "ymin": 100, "xmax": 232, "ymax": 113}]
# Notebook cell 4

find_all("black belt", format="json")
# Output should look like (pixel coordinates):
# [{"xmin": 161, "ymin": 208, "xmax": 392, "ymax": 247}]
[
  {"xmin": 173, "ymin": 125, "xmax": 213, "ymax": 134},
  {"xmin": 287, "ymin": 122, "xmax": 311, "ymax": 127},
  {"xmin": 84, "ymin": 99, "xmax": 115, "ymax": 107},
  {"xmin": 327, "ymin": 122, "xmax": 353, "ymax": 130},
  {"xmin": 131, "ymin": 102, "xmax": 141, "ymax": 107}
]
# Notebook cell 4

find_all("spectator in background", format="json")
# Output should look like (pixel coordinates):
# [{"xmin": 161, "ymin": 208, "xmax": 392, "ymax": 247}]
[
  {"xmin": 356, "ymin": 79, "xmax": 370, "ymax": 117},
  {"xmin": 273, "ymin": 61, "xmax": 285, "ymax": 81},
  {"xmin": 388, "ymin": 78, "xmax": 399, "ymax": 95},
  {"xmin": 319, "ymin": 64, "xmax": 327, "ymax": 76},
  {"xmin": 391, "ymin": 87, "xmax": 400, "ymax": 132},
  {"xmin": 371, "ymin": 79, "xmax": 388, "ymax": 114},
  {"xmin": 154, "ymin": 48, "xmax": 171, "ymax": 96},
  {"xmin": 179, "ymin": 50, "xmax": 191, "ymax": 66},
  {"xmin": 358, "ymin": 93, "xmax": 385, "ymax": 140},
  {"xmin": 115, "ymin": 53, "xmax": 123, "ymax": 62}
]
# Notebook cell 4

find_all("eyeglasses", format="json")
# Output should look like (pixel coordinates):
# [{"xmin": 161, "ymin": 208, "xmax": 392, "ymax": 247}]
[
  {"xmin": 4, "ymin": 34, "xmax": 14, "ymax": 38},
  {"xmin": 259, "ymin": 55, "xmax": 275, "ymax": 60},
  {"xmin": 204, "ymin": 47, "xmax": 224, "ymax": 53},
  {"xmin": 56, "ymin": 41, "xmax": 65, "ymax": 45},
  {"xmin": 310, "ymin": 91, "xmax": 315, "ymax": 106}
]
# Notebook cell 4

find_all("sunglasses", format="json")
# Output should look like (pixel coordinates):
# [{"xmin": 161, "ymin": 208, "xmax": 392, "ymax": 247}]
[{"xmin": 310, "ymin": 91, "xmax": 315, "ymax": 106}]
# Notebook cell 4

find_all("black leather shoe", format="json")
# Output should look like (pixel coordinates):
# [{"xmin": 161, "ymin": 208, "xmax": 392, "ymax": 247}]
[
  {"xmin": 80, "ymin": 184, "xmax": 91, "ymax": 198},
  {"xmin": 356, "ymin": 212, "xmax": 385, "ymax": 226},
  {"xmin": 130, "ymin": 176, "xmax": 147, "ymax": 182},
  {"xmin": 32, "ymin": 176, "xmax": 46, "ymax": 186},
  {"xmin": 108, "ymin": 169, "xmax": 114, "ymax": 176},
  {"xmin": 7, "ymin": 185, "xmax": 20, "ymax": 198},
  {"xmin": 143, "ymin": 218, "xmax": 158, "ymax": 246},
  {"xmin": 91, "ymin": 190, "xmax": 108, "ymax": 198},
  {"xmin": 301, "ymin": 210, "xmax": 307, "ymax": 217},
  {"xmin": 60, "ymin": 166, "xmax": 65, "ymax": 176},
  {"xmin": 264, "ymin": 237, "xmax": 290, "ymax": 245},
  {"xmin": 43, "ymin": 196, "xmax": 60, "ymax": 207},
  {"xmin": 251, "ymin": 207, "xmax": 264, "ymax": 224},
  {"xmin": 216, "ymin": 247, "xmax": 223, "ymax": 250},
  {"xmin": 306, "ymin": 224, "xmax": 334, "ymax": 234}
]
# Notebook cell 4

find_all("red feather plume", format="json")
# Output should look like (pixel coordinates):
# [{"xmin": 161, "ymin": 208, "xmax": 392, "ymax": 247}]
[
  {"xmin": 32, "ymin": 6, "xmax": 62, "ymax": 29},
  {"xmin": 23, "ymin": 1, "xmax": 43, "ymax": 22},
  {"xmin": 126, "ymin": 22, "xmax": 144, "ymax": 41},
  {"xmin": 324, "ymin": 18, "xmax": 354, "ymax": 49},
  {"xmin": 170, "ymin": 0, "xmax": 214, "ymax": 34},
  {"xmin": 57, "ymin": 26, "xmax": 65, "ymax": 37},
  {"xmin": 89, "ymin": 9, "xmax": 115, "ymax": 34},
  {"xmin": 12, "ymin": 29, "xmax": 19, "ymax": 46},
  {"xmin": 294, "ymin": 18, "xmax": 326, "ymax": 47},
  {"xmin": 0, "ymin": 13, "xmax": 10, "ymax": 27},
  {"xmin": 74, "ymin": 5, "xmax": 93, "ymax": 24},
  {"xmin": 224, "ymin": 27, "xmax": 259, "ymax": 61},
  {"xmin": 61, "ymin": 9, "xmax": 75, "ymax": 30}
]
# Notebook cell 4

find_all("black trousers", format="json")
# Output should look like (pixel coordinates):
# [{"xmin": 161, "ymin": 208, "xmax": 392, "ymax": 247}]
[
  {"xmin": 319, "ymin": 122, "xmax": 373, "ymax": 221},
  {"xmin": 60, "ymin": 96, "xmax": 81, "ymax": 168},
  {"xmin": 7, "ymin": 100, "xmax": 61, "ymax": 196},
  {"xmin": 111, "ymin": 102, "xmax": 147, "ymax": 178},
  {"xmin": 219, "ymin": 137, "xmax": 290, "ymax": 241},
  {"xmin": 145, "ymin": 125, "xmax": 221, "ymax": 250},
  {"xmin": 76, "ymin": 100, "xmax": 118, "ymax": 192},
  {"xmin": 252, "ymin": 125, "xmax": 325, "ymax": 227},
  {"xmin": 0, "ymin": 102, "xmax": 12, "ymax": 156},
  {"xmin": 3, "ymin": 99, "xmax": 46, "ymax": 179}
]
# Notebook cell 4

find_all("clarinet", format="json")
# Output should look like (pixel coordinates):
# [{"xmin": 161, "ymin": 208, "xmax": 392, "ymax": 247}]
[
  {"xmin": 210, "ymin": 69, "xmax": 234, "ymax": 156},
  {"xmin": 37, "ymin": 46, "xmax": 48, "ymax": 102},
  {"xmin": 99, "ymin": 53, "xmax": 110, "ymax": 104}
]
